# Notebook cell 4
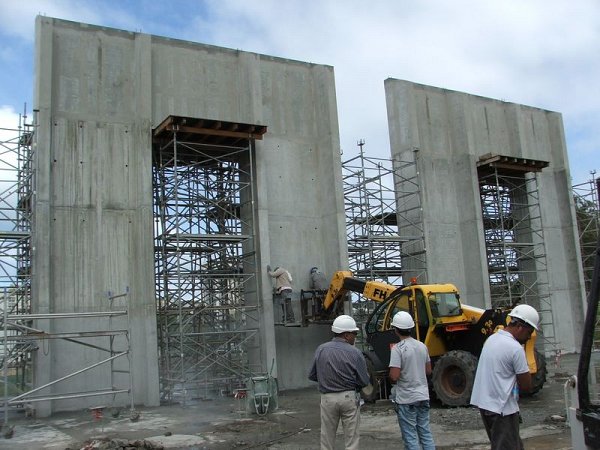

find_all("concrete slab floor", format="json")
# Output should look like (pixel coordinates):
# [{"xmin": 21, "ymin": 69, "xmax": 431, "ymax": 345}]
[{"xmin": 1, "ymin": 353, "xmax": 581, "ymax": 449}]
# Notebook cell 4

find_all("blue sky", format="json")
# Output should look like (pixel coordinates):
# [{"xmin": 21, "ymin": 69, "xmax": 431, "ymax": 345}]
[{"xmin": 0, "ymin": 0, "xmax": 598, "ymax": 186}]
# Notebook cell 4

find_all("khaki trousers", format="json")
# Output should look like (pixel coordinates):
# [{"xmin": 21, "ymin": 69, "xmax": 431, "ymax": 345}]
[{"xmin": 320, "ymin": 390, "xmax": 360, "ymax": 450}]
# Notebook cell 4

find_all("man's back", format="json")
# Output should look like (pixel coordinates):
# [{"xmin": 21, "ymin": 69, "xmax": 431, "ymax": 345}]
[
  {"xmin": 470, "ymin": 330, "xmax": 528, "ymax": 415},
  {"xmin": 389, "ymin": 337, "xmax": 430, "ymax": 403},
  {"xmin": 309, "ymin": 338, "xmax": 369, "ymax": 393}
]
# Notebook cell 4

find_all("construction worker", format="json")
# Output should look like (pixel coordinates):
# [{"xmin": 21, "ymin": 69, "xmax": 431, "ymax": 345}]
[
  {"xmin": 388, "ymin": 311, "xmax": 435, "ymax": 450},
  {"xmin": 308, "ymin": 314, "xmax": 370, "ymax": 450},
  {"xmin": 310, "ymin": 266, "xmax": 328, "ymax": 291},
  {"xmin": 267, "ymin": 265, "xmax": 295, "ymax": 322},
  {"xmin": 470, "ymin": 304, "xmax": 540, "ymax": 450}
]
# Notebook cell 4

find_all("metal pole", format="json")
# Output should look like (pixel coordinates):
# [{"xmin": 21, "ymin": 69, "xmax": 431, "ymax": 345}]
[
  {"xmin": 8, "ymin": 351, "xmax": 128, "ymax": 405},
  {"xmin": 3, "ymin": 287, "xmax": 8, "ymax": 425},
  {"xmin": 173, "ymin": 129, "xmax": 186, "ymax": 404},
  {"xmin": 126, "ymin": 287, "xmax": 134, "ymax": 412}
]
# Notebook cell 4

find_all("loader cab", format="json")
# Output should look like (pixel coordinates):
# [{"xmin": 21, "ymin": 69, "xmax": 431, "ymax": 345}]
[
  {"xmin": 364, "ymin": 286, "xmax": 428, "ymax": 367},
  {"xmin": 427, "ymin": 291, "xmax": 462, "ymax": 318},
  {"xmin": 364, "ymin": 283, "xmax": 463, "ymax": 366}
]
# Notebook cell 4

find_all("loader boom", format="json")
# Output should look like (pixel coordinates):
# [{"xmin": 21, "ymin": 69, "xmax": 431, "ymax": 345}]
[{"xmin": 322, "ymin": 270, "xmax": 401, "ymax": 311}]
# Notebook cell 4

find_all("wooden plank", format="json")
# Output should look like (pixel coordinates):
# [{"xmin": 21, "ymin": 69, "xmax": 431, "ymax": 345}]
[{"xmin": 175, "ymin": 124, "xmax": 266, "ymax": 140}]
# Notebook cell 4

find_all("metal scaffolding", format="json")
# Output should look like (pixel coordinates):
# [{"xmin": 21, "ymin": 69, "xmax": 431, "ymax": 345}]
[
  {"xmin": 1, "ymin": 112, "xmax": 136, "ymax": 421},
  {"xmin": 3, "ymin": 291, "xmax": 134, "ymax": 419},
  {"xmin": 477, "ymin": 154, "xmax": 556, "ymax": 352},
  {"xmin": 572, "ymin": 175, "xmax": 600, "ymax": 296},
  {"xmin": 0, "ymin": 109, "xmax": 34, "ymax": 396},
  {"xmin": 342, "ymin": 142, "xmax": 425, "ymax": 324},
  {"xmin": 152, "ymin": 116, "xmax": 266, "ymax": 402},
  {"xmin": 572, "ymin": 175, "xmax": 600, "ymax": 351}
]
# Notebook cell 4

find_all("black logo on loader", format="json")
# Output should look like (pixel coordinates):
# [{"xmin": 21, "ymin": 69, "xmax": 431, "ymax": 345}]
[{"xmin": 373, "ymin": 289, "xmax": 387, "ymax": 300}]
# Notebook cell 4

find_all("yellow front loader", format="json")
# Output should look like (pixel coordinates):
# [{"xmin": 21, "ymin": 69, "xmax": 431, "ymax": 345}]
[{"xmin": 316, "ymin": 271, "xmax": 546, "ymax": 406}]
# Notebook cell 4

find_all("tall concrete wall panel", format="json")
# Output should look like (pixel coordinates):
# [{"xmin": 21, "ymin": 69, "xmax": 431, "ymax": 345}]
[
  {"xmin": 33, "ymin": 16, "xmax": 158, "ymax": 416},
  {"xmin": 148, "ymin": 32, "xmax": 345, "ymax": 386},
  {"xmin": 33, "ymin": 16, "xmax": 343, "ymax": 412},
  {"xmin": 385, "ymin": 79, "xmax": 585, "ymax": 352}
]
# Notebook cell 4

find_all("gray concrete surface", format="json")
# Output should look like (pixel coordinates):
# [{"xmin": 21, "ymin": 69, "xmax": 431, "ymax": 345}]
[
  {"xmin": 385, "ymin": 78, "xmax": 586, "ymax": 355},
  {"xmin": 31, "ymin": 16, "xmax": 343, "ymax": 416},
  {"xmin": 2, "ymin": 352, "xmax": 580, "ymax": 449}
]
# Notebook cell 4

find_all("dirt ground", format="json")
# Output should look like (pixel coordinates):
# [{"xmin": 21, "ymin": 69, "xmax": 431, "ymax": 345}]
[{"xmin": 2, "ymin": 352, "xmax": 581, "ymax": 449}]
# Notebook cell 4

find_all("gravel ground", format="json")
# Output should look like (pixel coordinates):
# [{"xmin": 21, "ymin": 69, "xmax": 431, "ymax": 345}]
[{"xmin": 3, "ymin": 353, "xmax": 579, "ymax": 449}]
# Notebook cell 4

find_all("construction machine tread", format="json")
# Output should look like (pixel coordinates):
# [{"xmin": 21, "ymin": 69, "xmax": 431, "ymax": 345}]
[{"xmin": 432, "ymin": 350, "xmax": 478, "ymax": 407}]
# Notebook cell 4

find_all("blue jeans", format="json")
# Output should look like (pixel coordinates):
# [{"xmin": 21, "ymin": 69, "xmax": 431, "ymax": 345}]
[{"xmin": 395, "ymin": 400, "xmax": 435, "ymax": 450}]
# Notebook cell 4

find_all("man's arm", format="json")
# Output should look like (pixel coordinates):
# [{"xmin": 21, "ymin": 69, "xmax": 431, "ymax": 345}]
[
  {"xmin": 425, "ymin": 361, "xmax": 432, "ymax": 376},
  {"xmin": 308, "ymin": 353, "xmax": 319, "ymax": 382},
  {"xmin": 389, "ymin": 367, "xmax": 401, "ymax": 382},
  {"xmin": 514, "ymin": 345, "xmax": 532, "ymax": 392},
  {"xmin": 308, "ymin": 362, "xmax": 318, "ymax": 382},
  {"xmin": 388, "ymin": 345, "xmax": 402, "ymax": 382},
  {"xmin": 356, "ymin": 354, "xmax": 370, "ymax": 387},
  {"xmin": 269, "ymin": 267, "xmax": 284, "ymax": 278},
  {"xmin": 516, "ymin": 371, "xmax": 532, "ymax": 392}
]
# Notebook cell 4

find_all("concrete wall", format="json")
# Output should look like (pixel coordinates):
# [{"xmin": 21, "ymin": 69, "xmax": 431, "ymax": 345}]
[
  {"xmin": 32, "ymin": 16, "xmax": 345, "ymax": 413},
  {"xmin": 385, "ymin": 79, "xmax": 586, "ymax": 353}
]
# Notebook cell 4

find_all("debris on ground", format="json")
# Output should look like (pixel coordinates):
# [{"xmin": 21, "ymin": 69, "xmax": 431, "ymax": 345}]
[{"xmin": 77, "ymin": 438, "xmax": 164, "ymax": 449}]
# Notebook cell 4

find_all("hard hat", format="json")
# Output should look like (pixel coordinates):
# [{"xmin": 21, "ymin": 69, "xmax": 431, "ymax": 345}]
[
  {"xmin": 391, "ymin": 311, "xmax": 415, "ymax": 330},
  {"xmin": 509, "ymin": 304, "xmax": 540, "ymax": 330},
  {"xmin": 310, "ymin": 267, "xmax": 319, "ymax": 273},
  {"xmin": 331, "ymin": 315, "xmax": 359, "ymax": 333}
]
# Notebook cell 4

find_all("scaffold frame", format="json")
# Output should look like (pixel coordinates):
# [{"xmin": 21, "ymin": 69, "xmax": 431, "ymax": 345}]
[
  {"xmin": 572, "ymin": 175, "xmax": 600, "ymax": 296},
  {"xmin": 477, "ymin": 154, "xmax": 556, "ymax": 352},
  {"xmin": 342, "ymin": 142, "xmax": 425, "ymax": 325},
  {"xmin": 152, "ymin": 116, "xmax": 266, "ymax": 402},
  {"xmin": 0, "ymin": 109, "xmax": 34, "ymax": 396}
]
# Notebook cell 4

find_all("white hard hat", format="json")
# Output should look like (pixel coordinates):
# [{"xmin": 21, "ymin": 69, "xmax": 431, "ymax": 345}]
[
  {"xmin": 331, "ymin": 315, "xmax": 359, "ymax": 333},
  {"xmin": 391, "ymin": 311, "xmax": 415, "ymax": 330},
  {"xmin": 509, "ymin": 304, "xmax": 540, "ymax": 330}
]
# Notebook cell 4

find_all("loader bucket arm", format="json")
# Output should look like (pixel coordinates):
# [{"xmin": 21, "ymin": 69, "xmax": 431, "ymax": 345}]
[
  {"xmin": 323, "ymin": 271, "xmax": 362, "ymax": 311},
  {"xmin": 322, "ymin": 271, "xmax": 400, "ymax": 312}
]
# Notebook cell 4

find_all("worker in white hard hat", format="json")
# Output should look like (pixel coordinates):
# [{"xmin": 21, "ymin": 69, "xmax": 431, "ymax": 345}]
[
  {"xmin": 470, "ymin": 304, "xmax": 540, "ymax": 450},
  {"xmin": 308, "ymin": 314, "xmax": 370, "ymax": 450},
  {"xmin": 388, "ymin": 311, "xmax": 435, "ymax": 450}
]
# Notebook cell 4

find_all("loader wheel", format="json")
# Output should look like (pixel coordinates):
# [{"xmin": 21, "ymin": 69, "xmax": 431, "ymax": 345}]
[
  {"xmin": 432, "ymin": 350, "xmax": 478, "ymax": 407},
  {"xmin": 522, "ymin": 349, "xmax": 547, "ymax": 396},
  {"xmin": 361, "ymin": 358, "xmax": 379, "ymax": 403}
]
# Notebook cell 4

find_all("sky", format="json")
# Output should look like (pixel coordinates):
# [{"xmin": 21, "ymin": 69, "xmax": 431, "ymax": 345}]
[{"xmin": 0, "ymin": 0, "xmax": 598, "ymax": 187}]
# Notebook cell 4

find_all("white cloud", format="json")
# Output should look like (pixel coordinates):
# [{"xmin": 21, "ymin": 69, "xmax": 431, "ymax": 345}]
[
  {"xmin": 0, "ymin": 105, "xmax": 21, "ymax": 140},
  {"xmin": 0, "ymin": 0, "xmax": 597, "ymax": 184},
  {"xmin": 0, "ymin": 106, "xmax": 25, "ymax": 209},
  {"xmin": 193, "ymin": 0, "xmax": 600, "ymax": 183}
]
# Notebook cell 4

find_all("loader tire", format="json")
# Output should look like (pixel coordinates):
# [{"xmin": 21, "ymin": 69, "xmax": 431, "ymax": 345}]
[
  {"xmin": 522, "ymin": 349, "xmax": 547, "ymax": 396},
  {"xmin": 360, "ymin": 358, "xmax": 379, "ymax": 403},
  {"xmin": 432, "ymin": 350, "xmax": 478, "ymax": 407}
]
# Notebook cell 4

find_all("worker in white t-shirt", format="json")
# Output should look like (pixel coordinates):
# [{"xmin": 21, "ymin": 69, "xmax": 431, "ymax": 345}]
[{"xmin": 470, "ymin": 304, "xmax": 540, "ymax": 450}]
